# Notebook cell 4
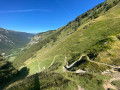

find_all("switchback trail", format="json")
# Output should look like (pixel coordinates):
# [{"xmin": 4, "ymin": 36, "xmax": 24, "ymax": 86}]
[
  {"xmin": 66, "ymin": 55, "xmax": 119, "ymax": 70},
  {"xmin": 103, "ymin": 72, "xmax": 120, "ymax": 90}
]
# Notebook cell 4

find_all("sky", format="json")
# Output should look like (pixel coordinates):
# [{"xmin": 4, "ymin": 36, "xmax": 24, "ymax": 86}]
[{"xmin": 0, "ymin": 0, "xmax": 105, "ymax": 33}]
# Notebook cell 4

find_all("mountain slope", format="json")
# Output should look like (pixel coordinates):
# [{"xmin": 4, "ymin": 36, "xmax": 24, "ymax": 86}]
[
  {"xmin": 28, "ymin": 30, "xmax": 55, "ymax": 47},
  {"xmin": 14, "ymin": 0, "xmax": 120, "ymax": 72},
  {"xmin": 0, "ymin": 28, "xmax": 34, "ymax": 55},
  {"xmin": 7, "ymin": 0, "xmax": 120, "ymax": 90}
]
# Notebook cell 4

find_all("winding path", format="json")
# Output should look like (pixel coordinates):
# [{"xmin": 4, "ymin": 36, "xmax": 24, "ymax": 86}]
[
  {"xmin": 37, "ymin": 59, "xmax": 41, "ymax": 72},
  {"xmin": 64, "ymin": 56, "xmax": 68, "ymax": 66},
  {"xmin": 103, "ymin": 73, "xmax": 120, "ymax": 90},
  {"xmin": 63, "ymin": 55, "xmax": 86, "ymax": 73},
  {"xmin": 48, "ymin": 56, "xmax": 57, "ymax": 69},
  {"xmin": 65, "ymin": 55, "xmax": 120, "ymax": 70},
  {"xmin": 66, "ymin": 55, "xmax": 86, "ymax": 69},
  {"xmin": 63, "ymin": 55, "xmax": 120, "ymax": 90}
]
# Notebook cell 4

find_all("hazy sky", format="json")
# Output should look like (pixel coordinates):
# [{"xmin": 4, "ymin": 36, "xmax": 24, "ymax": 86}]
[{"xmin": 0, "ymin": 0, "xmax": 105, "ymax": 33}]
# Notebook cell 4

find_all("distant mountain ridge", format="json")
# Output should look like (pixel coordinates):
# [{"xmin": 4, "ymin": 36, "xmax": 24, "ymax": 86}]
[{"xmin": 0, "ymin": 28, "xmax": 34, "ymax": 55}]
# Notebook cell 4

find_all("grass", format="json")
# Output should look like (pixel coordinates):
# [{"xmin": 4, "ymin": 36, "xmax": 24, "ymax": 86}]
[
  {"xmin": 48, "ymin": 55, "xmax": 65, "ymax": 72},
  {"xmin": 71, "ymin": 56, "xmax": 111, "ymax": 72},
  {"xmin": 11, "ymin": 2, "xmax": 120, "ymax": 75},
  {"xmin": 6, "ymin": 71, "xmax": 111, "ymax": 90},
  {"xmin": 112, "ymin": 80, "xmax": 120, "ymax": 89},
  {"xmin": 6, "ymin": 72, "xmax": 77, "ymax": 90},
  {"xmin": 94, "ymin": 37, "xmax": 120, "ymax": 65},
  {"xmin": 27, "ymin": 55, "xmax": 66, "ymax": 74},
  {"xmin": 63, "ymin": 72, "xmax": 110, "ymax": 90},
  {"xmin": 27, "ymin": 56, "xmax": 54, "ymax": 75},
  {"xmin": 6, "ymin": 1, "xmax": 120, "ymax": 90},
  {"xmin": 13, "ymin": 0, "xmax": 120, "ymax": 69}
]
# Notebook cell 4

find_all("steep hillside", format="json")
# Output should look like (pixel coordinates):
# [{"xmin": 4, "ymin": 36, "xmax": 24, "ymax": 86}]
[
  {"xmin": 14, "ymin": 0, "xmax": 120, "ymax": 70},
  {"xmin": 0, "ymin": 28, "xmax": 34, "ymax": 55},
  {"xmin": 28, "ymin": 30, "xmax": 55, "ymax": 47},
  {"xmin": 7, "ymin": 0, "xmax": 120, "ymax": 90}
]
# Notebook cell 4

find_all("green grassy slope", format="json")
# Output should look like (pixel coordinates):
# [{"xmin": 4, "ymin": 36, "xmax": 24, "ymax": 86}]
[
  {"xmin": 14, "ymin": 0, "xmax": 120, "ymax": 69},
  {"xmin": 7, "ymin": 0, "xmax": 120, "ymax": 90},
  {"xmin": 19, "ymin": 1, "xmax": 120, "ymax": 75}
]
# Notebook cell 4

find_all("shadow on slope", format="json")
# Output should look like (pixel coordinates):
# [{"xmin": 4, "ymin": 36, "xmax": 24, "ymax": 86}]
[{"xmin": 0, "ymin": 67, "xmax": 29, "ymax": 90}]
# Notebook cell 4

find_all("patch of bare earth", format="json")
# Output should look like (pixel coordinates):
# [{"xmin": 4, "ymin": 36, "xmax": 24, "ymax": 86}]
[
  {"xmin": 103, "ymin": 72, "xmax": 120, "ymax": 90},
  {"xmin": 77, "ymin": 85, "xmax": 84, "ymax": 90}
]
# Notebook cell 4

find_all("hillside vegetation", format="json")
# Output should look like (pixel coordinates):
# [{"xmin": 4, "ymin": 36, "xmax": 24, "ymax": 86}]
[
  {"xmin": 14, "ymin": 0, "xmax": 120, "ymax": 72},
  {"xmin": 4, "ymin": 0, "xmax": 120, "ymax": 90},
  {"xmin": 0, "ymin": 55, "xmax": 17, "ymax": 89}
]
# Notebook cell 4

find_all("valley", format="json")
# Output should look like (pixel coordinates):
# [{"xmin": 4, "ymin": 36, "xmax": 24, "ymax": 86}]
[
  {"xmin": 0, "ymin": 0, "xmax": 120, "ymax": 90},
  {"xmin": 0, "ymin": 28, "xmax": 34, "ymax": 55}
]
